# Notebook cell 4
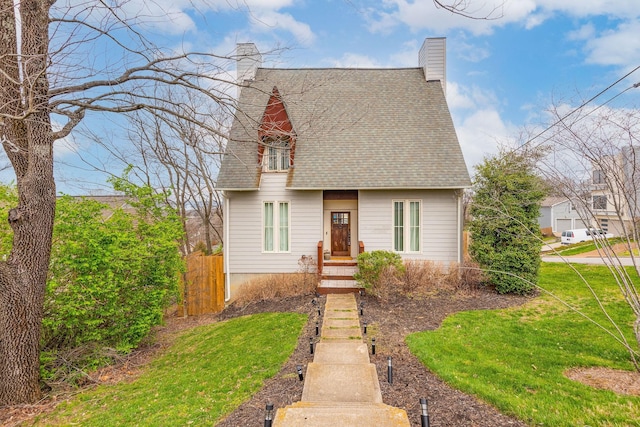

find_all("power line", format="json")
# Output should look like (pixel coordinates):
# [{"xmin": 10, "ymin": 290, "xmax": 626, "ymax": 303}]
[{"xmin": 514, "ymin": 65, "xmax": 640, "ymax": 153}]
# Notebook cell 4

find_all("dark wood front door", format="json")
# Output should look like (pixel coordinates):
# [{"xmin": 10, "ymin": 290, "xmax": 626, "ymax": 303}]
[{"xmin": 331, "ymin": 212, "xmax": 350, "ymax": 256}]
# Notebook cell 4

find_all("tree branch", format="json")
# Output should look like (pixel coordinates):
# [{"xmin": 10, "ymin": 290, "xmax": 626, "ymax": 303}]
[{"xmin": 433, "ymin": 0, "xmax": 504, "ymax": 20}]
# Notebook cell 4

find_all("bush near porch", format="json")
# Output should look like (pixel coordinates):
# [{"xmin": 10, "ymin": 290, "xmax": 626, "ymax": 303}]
[{"xmin": 355, "ymin": 250, "xmax": 484, "ymax": 298}]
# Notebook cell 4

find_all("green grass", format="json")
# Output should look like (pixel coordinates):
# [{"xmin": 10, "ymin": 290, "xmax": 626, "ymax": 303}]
[
  {"xmin": 36, "ymin": 312, "xmax": 307, "ymax": 426},
  {"xmin": 552, "ymin": 237, "xmax": 626, "ymax": 256},
  {"xmin": 407, "ymin": 263, "xmax": 640, "ymax": 427}
]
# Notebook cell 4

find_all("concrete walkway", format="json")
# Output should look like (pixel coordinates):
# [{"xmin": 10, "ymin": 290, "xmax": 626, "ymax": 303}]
[{"xmin": 274, "ymin": 293, "xmax": 410, "ymax": 426}]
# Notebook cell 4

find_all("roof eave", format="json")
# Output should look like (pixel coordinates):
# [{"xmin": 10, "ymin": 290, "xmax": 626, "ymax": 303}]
[
  {"xmin": 216, "ymin": 187, "xmax": 259, "ymax": 191},
  {"xmin": 285, "ymin": 185, "xmax": 471, "ymax": 191}
]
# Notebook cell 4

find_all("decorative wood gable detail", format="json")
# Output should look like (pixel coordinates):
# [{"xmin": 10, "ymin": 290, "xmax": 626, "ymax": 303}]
[{"xmin": 258, "ymin": 86, "xmax": 296, "ymax": 168}]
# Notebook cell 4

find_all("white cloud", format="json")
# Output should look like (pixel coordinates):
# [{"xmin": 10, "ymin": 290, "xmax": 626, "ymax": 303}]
[
  {"xmin": 57, "ymin": 0, "xmax": 308, "ymax": 40},
  {"xmin": 54, "ymin": 137, "xmax": 80, "ymax": 160},
  {"xmin": 455, "ymin": 40, "xmax": 491, "ymax": 63},
  {"xmin": 447, "ymin": 80, "xmax": 513, "ymax": 171},
  {"xmin": 249, "ymin": 11, "xmax": 316, "ymax": 46},
  {"xmin": 366, "ymin": 0, "xmax": 537, "ymax": 36},
  {"xmin": 456, "ymin": 108, "xmax": 513, "ymax": 172},
  {"xmin": 52, "ymin": 122, "xmax": 80, "ymax": 159},
  {"xmin": 567, "ymin": 23, "xmax": 596, "ymax": 41},
  {"xmin": 535, "ymin": 0, "xmax": 639, "ymax": 19},
  {"xmin": 237, "ymin": 0, "xmax": 297, "ymax": 9},
  {"xmin": 330, "ymin": 53, "xmax": 382, "ymax": 68},
  {"xmin": 447, "ymin": 81, "xmax": 500, "ymax": 111},
  {"xmin": 366, "ymin": 0, "xmax": 640, "ymax": 38},
  {"xmin": 581, "ymin": 20, "xmax": 640, "ymax": 67},
  {"xmin": 55, "ymin": 0, "xmax": 197, "ymax": 35},
  {"xmin": 446, "ymin": 81, "xmax": 476, "ymax": 110},
  {"xmin": 523, "ymin": 12, "xmax": 548, "ymax": 30}
]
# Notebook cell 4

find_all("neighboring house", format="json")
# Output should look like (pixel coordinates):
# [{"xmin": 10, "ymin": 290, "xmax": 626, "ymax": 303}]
[
  {"xmin": 539, "ymin": 196, "xmax": 589, "ymax": 235},
  {"xmin": 217, "ymin": 38, "xmax": 471, "ymax": 300},
  {"xmin": 590, "ymin": 146, "xmax": 640, "ymax": 236}
]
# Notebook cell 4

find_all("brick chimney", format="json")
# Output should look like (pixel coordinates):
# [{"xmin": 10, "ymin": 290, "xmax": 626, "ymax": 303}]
[
  {"xmin": 419, "ymin": 37, "xmax": 446, "ymax": 96},
  {"xmin": 236, "ymin": 42, "xmax": 262, "ymax": 83}
]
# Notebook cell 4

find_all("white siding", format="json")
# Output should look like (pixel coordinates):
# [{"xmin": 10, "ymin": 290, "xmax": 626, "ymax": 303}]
[
  {"xmin": 225, "ymin": 174, "xmax": 322, "ymax": 274},
  {"xmin": 550, "ymin": 200, "xmax": 588, "ymax": 232},
  {"xmin": 359, "ymin": 189, "xmax": 460, "ymax": 262},
  {"xmin": 419, "ymin": 37, "xmax": 446, "ymax": 95}
]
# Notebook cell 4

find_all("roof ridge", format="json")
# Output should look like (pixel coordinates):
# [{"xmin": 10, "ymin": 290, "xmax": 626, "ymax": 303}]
[{"xmin": 258, "ymin": 67, "xmax": 422, "ymax": 71}]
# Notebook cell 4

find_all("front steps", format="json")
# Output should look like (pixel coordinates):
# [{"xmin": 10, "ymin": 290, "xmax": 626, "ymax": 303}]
[
  {"xmin": 274, "ymin": 402, "xmax": 410, "ymax": 426},
  {"xmin": 317, "ymin": 259, "xmax": 362, "ymax": 294},
  {"xmin": 274, "ymin": 294, "xmax": 410, "ymax": 427}
]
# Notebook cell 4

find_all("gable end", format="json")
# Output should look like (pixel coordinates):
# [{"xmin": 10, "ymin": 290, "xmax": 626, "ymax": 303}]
[{"xmin": 258, "ymin": 86, "xmax": 297, "ymax": 168}]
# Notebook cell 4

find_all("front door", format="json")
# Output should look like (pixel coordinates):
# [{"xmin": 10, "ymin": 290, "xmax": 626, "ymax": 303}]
[{"xmin": 331, "ymin": 212, "xmax": 350, "ymax": 256}]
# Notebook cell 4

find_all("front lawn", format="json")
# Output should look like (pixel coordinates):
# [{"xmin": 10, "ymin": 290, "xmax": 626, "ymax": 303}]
[
  {"xmin": 407, "ymin": 262, "xmax": 640, "ymax": 426},
  {"xmin": 551, "ymin": 237, "xmax": 626, "ymax": 256},
  {"xmin": 35, "ymin": 312, "xmax": 307, "ymax": 426}
]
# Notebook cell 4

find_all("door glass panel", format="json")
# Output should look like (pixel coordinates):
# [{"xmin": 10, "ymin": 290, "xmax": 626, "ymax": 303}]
[{"xmin": 332, "ymin": 212, "xmax": 349, "ymax": 224}]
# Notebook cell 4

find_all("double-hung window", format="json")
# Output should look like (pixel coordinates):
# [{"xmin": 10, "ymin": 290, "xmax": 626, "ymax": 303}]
[
  {"xmin": 592, "ymin": 170, "xmax": 605, "ymax": 185},
  {"xmin": 393, "ymin": 200, "xmax": 421, "ymax": 252},
  {"xmin": 593, "ymin": 195, "xmax": 607, "ymax": 211},
  {"xmin": 264, "ymin": 137, "xmax": 291, "ymax": 172},
  {"xmin": 263, "ymin": 201, "xmax": 290, "ymax": 252}
]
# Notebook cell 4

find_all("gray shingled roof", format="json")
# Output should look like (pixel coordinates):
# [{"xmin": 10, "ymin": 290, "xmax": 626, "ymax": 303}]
[{"xmin": 217, "ymin": 67, "xmax": 470, "ymax": 190}]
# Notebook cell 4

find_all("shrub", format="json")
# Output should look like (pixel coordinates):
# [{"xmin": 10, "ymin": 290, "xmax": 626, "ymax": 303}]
[
  {"xmin": 401, "ymin": 260, "xmax": 448, "ymax": 295},
  {"xmin": 40, "ymin": 178, "xmax": 184, "ymax": 382},
  {"xmin": 368, "ymin": 259, "xmax": 486, "ymax": 299},
  {"xmin": 354, "ymin": 250, "xmax": 405, "ymax": 297},
  {"xmin": 456, "ymin": 260, "xmax": 486, "ymax": 291},
  {"xmin": 468, "ymin": 150, "xmax": 546, "ymax": 294},
  {"xmin": 232, "ymin": 255, "xmax": 318, "ymax": 306},
  {"xmin": 233, "ymin": 273, "xmax": 316, "ymax": 307}
]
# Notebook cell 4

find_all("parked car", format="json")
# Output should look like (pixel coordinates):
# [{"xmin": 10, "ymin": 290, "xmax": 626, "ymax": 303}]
[{"xmin": 561, "ymin": 228, "xmax": 614, "ymax": 245}]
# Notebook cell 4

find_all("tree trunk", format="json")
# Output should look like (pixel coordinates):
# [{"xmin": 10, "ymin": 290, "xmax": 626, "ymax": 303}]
[{"xmin": 0, "ymin": 0, "xmax": 55, "ymax": 405}]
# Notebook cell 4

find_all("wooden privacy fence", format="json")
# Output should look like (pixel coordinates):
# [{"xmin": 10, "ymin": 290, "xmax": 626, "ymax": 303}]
[{"xmin": 180, "ymin": 252, "xmax": 225, "ymax": 316}]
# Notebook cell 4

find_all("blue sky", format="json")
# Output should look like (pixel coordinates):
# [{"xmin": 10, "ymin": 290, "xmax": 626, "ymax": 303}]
[{"xmin": 3, "ymin": 0, "xmax": 640, "ymax": 194}]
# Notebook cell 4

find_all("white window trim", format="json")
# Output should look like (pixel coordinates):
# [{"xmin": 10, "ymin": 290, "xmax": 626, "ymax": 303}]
[
  {"xmin": 592, "ymin": 195, "xmax": 608, "ymax": 211},
  {"xmin": 263, "ymin": 137, "xmax": 291, "ymax": 172},
  {"xmin": 262, "ymin": 201, "xmax": 291, "ymax": 253},
  {"xmin": 392, "ymin": 199, "xmax": 422, "ymax": 253}
]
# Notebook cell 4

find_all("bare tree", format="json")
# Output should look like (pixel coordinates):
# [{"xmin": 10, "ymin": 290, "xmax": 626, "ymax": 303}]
[
  {"xmin": 0, "ymin": 0, "xmax": 239, "ymax": 404},
  {"xmin": 85, "ymin": 91, "xmax": 227, "ymax": 256},
  {"xmin": 538, "ymin": 100, "xmax": 640, "ymax": 369}
]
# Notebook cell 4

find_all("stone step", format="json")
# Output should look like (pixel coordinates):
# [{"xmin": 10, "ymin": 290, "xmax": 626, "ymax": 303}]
[
  {"xmin": 320, "ymin": 322, "xmax": 361, "ymax": 341},
  {"xmin": 320, "ymin": 274, "xmax": 357, "ymax": 285},
  {"xmin": 322, "ymin": 265, "xmax": 358, "ymax": 275},
  {"xmin": 316, "ymin": 286, "xmax": 361, "ymax": 295},
  {"xmin": 324, "ymin": 293, "xmax": 358, "ymax": 310},
  {"xmin": 301, "ymin": 363, "xmax": 382, "ymax": 403},
  {"xmin": 313, "ymin": 342, "xmax": 370, "ymax": 364},
  {"xmin": 274, "ymin": 402, "xmax": 410, "ymax": 426},
  {"xmin": 317, "ymin": 279, "xmax": 361, "ymax": 293}
]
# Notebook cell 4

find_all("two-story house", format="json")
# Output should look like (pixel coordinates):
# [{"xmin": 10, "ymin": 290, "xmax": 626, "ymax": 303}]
[
  {"xmin": 217, "ymin": 38, "xmax": 471, "ymax": 300},
  {"xmin": 590, "ymin": 146, "xmax": 640, "ymax": 236},
  {"xmin": 539, "ymin": 196, "xmax": 589, "ymax": 235}
]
